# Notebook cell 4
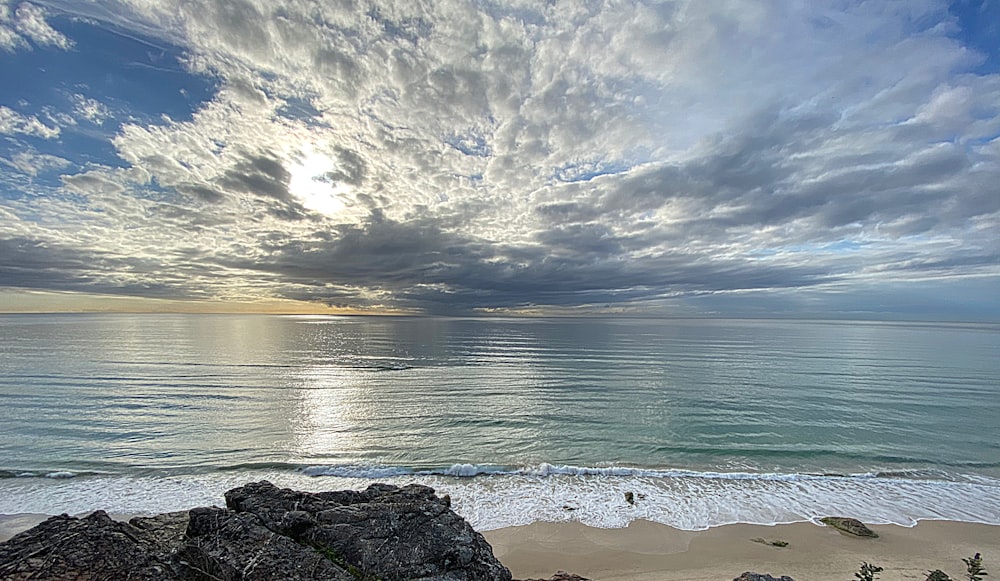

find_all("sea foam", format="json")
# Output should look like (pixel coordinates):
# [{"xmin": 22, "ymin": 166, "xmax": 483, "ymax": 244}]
[{"xmin": 2, "ymin": 465, "xmax": 999, "ymax": 531}]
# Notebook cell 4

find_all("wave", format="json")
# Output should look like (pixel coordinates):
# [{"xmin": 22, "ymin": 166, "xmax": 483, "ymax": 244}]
[
  {"xmin": 9, "ymin": 462, "xmax": 1000, "ymax": 486},
  {"xmin": 2, "ymin": 462, "xmax": 1000, "ymax": 531},
  {"xmin": 299, "ymin": 462, "xmax": 1000, "ymax": 485},
  {"xmin": 0, "ymin": 469, "xmax": 113, "ymax": 479}
]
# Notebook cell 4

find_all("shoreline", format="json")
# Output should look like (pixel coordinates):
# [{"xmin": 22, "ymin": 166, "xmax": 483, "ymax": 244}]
[{"xmin": 5, "ymin": 515, "xmax": 997, "ymax": 580}]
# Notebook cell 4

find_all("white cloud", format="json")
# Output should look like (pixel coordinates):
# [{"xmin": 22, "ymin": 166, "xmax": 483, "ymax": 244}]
[
  {"xmin": 0, "ymin": 3, "xmax": 27, "ymax": 51},
  {"xmin": 0, "ymin": 149, "xmax": 70, "ymax": 175},
  {"xmin": 71, "ymin": 94, "xmax": 111, "ymax": 125},
  {"xmin": 0, "ymin": 24, "xmax": 25, "ymax": 51},
  {"xmin": 0, "ymin": 105, "xmax": 60, "ymax": 138},
  {"xmin": 12, "ymin": 2, "xmax": 72, "ymax": 49}
]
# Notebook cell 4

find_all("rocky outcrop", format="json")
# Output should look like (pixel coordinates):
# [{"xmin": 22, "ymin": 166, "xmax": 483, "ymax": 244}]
[
  {"xmin": 819, "ymin": 516, "xmax": 879, "ymax": 538},
  {"xmin": 0, "ymin": 510, "xmax": 177, "ymax": 580},
  {"xmin": 0, "ymin": 481, "xmax": 512, "ymax": 581},
  {"xmin": 174, "ymin": 506, "xmax": 354, "ymax": 580},
  {"xmin": 734, "ymin": 573, "xmax": 796, "ymax": 581},
  {"xmin": 224, "ymin": 480, "xmax": 511, "ymax": 581}
]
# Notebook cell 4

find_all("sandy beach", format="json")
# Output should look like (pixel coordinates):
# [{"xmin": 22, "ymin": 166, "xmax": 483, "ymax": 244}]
[
  {"xmin": 0, "ymin": 513, "xmax": 50, "ymax": 543},
  {"xmin": 4, "ymin": 514, "xmax": 997, "ymax": 580},
  {"xmin": 484, "ymin": 520, "xmax": 1000, "ymax": 581}
]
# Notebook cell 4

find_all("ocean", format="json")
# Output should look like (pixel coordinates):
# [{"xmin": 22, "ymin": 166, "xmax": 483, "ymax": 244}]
[{"xmin": 1, "ymin": 313, "xmax": 998, "ymax": 531}]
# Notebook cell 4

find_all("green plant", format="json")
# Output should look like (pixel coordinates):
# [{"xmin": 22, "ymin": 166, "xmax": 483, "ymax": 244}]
[
  {"xmin": 963, "ymin": 553, "xmax": 988, "ymax": 581},
  {"xmin": 855, "ymin": 561, "xmax": 884, "ymax": 581}
]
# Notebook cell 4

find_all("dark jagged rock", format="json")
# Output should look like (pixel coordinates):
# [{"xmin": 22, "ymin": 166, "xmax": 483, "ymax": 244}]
[
  {"xmin": 225, "ymin": 480, "xmax": 512, "ymax": 581},
  {"xmin": 819, "ymin": 516, "xmax": 879, "ymax": 538},
  {"xmin": 925, "ymin": 570, "xmax": 953, "ymax": 581},
  {"xmin": 0, "ymin": 481, "xmax": 513, "ymax": 581},
  {"xmin": 131, "ymin": 510, "xmax": 190, "ymax": 561},
  {"xmin": 734, "ymin": 573, "xmax": 796, "ymax": 581},
  {"xmin": 518, "ymin": 572, "xmax": 591, "ymax": 581},
  {"xmin": 174, "ymin": 506, "xmax": 353, "ymax": 580},
  {"xmin": 0, "ymin": 510, "xmax": 175, "ymax": 580}
]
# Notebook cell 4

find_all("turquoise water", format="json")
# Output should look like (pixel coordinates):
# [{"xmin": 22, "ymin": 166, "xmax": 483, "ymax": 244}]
[{"xmin": 1, "ymin": 314, "xmax": 998, "ymax": 529}]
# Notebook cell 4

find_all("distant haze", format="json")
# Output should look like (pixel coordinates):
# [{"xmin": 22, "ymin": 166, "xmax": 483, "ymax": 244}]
[{"xmin": 1, "ymin": 1, "xmax": 998, "ymax": 320}]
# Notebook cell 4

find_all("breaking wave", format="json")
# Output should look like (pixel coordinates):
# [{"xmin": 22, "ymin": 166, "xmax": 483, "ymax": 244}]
[{"xmin": 3, "ymin": 462, "xmax": 999, "ymax": 531}]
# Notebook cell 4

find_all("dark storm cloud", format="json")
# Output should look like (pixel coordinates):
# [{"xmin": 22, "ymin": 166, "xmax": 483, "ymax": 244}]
[
  {"xmin": 217, "ymin": 151, "xmax": 314, "ymax": 220},
  {"xmin": 323, "ymin": 147, "xmax": 367, "ymax": 186},
  {"xmin": 220, "ymin": 209, "xmax": 839, "ymax": 313},
  {"xmin": 175, "ymin": 183, "xmax": 226, "ymax": 204},
  {"xmin": 219, "ymin": 153, "xmax": 291, "ymax": 201},
  {"xmin": 0, "ymin": 237, "xmax": 98, "ymax": 289},
  {"xmin": 568, "ymin": 106, "xmax": 997, "ymax": 245},
  {"xmin": 0, "ymin": 236, "xmax": 200, "ymax": 298}
]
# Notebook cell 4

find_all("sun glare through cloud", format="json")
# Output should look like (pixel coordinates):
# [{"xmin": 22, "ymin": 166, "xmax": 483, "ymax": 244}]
[{"xmin": 288, "ymin": 147, "xmax": 351, "ymax": 218}]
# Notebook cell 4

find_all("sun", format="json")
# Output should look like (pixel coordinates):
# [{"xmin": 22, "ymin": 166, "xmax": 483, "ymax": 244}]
[{"xmin": 287, "ymin": 148, "xmax": 352, "ymax": 217}]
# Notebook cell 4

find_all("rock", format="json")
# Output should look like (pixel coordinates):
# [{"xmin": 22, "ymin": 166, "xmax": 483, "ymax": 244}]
[
  {"xmin": 734, "ymin": 573, "xmax": 796, "ymax": 581},
  {"xmin": 518, "ymin": 572, "xmax": 591, "ymax": 581},
  {"xmin": 0, "ymin": 510, "xmax": 175, "ymax": 580},
  {"xmin": 925, "ymin": 570, "xmax": 952, "ymax": 581},
  {"xmin": 225, "ymin": 480, "xmax": 512, "ymax": 581},
  {"xmin": 624, "ymin": 491, "xmax": 635, "ymax": 505},
  {"xmin": 130, "ymin": 510, "xmax": 190, "ymax": 561},
  {"xmin": 819, "ymin": 516, "xmax": 879, "ymax": 538},
  {"xmin": 0, "ymin": 481, "xmax": 513, "ymax": 581},
  {"xmin": 173, "ymin": 506, "xmax": 353, "ymax": 580},
  {"xmin": 751, "ymin": 537, "xmax": 788, "ymax": 547}
]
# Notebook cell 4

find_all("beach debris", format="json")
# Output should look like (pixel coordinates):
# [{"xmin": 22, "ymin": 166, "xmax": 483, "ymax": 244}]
[
  {"xmin": 734, "ymin": 573, "xmax": 796, "ymax": 581},
  {"xmin": 820, "ymin": 516, "xmax": 879, "ymax": 538},
  {"xmin": 624, "ymin": 491, "xmax": 635, "ymax": 505},
  {"xmin": 963, "ymin": 552, "xmax": 987, "ymax": 581},
  {"xmin": 925, "ymin": 570, "xmax": 952, "ymax": 581},
  {"xmin": 518, "ymin": 572, "xmax": 590, "ymax": 581},
  {"xmin": 0, "ymin": 480, "xmax": 512, "ymax": 581},
  {"xmin": 855, "ymin": 561, "xmax": 884, "ymax": 581},
  {"xmin": 562, "ymin": 505, "xmax": 577, "ymax": 511},
  {"xmin": 751, "ymin": 537, "xmax": 789, "ymax": 547}
]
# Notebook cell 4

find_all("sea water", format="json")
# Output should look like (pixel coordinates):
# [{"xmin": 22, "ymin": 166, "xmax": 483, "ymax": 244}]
[{"xmin": 1, "ymin": 314, "xmax": 998, "ymax": 530}]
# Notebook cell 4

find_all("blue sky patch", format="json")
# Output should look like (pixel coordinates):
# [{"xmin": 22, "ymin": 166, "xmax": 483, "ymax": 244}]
[
  {"xmin": 555, "ymin": 160, "xmax": 632, "ymax": 183},
  {"xmin": 0, "ymin": 13, "xmax": 217, "ymax": 175},
  {"xmin": 949, "ymin": 0, "xmax": 1000, "ymax": 73}
]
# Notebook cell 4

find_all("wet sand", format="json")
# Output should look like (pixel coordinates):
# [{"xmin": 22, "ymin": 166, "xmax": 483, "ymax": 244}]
[{"xmin": 0, "ymin": 512, "xmax": 140, "ymax": 542}]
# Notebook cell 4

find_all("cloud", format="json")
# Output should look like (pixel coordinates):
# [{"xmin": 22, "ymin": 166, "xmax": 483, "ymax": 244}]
[
  {"xmin": 0, "ymin": 149, "xmax": 70, "ymax": 175},
  {"xmin": 0, "ymin": 105, "xmax": 60, "ymax": 138},
  {"xmin": 0, "ymin": 2, "xmax": 72, "ymax": 51},
  {"xmin": 0, "ymin": 0, "xmax": 997, "ymax": 316},
  {"xmin": 70, "ymin": 94, "xmax": 111, "ymax": 124}
]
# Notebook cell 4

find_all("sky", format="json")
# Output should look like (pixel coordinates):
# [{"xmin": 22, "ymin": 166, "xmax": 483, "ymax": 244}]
[{"xmin": 0, "ymin": 0, "xmax": 998, "ymax": 319}]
